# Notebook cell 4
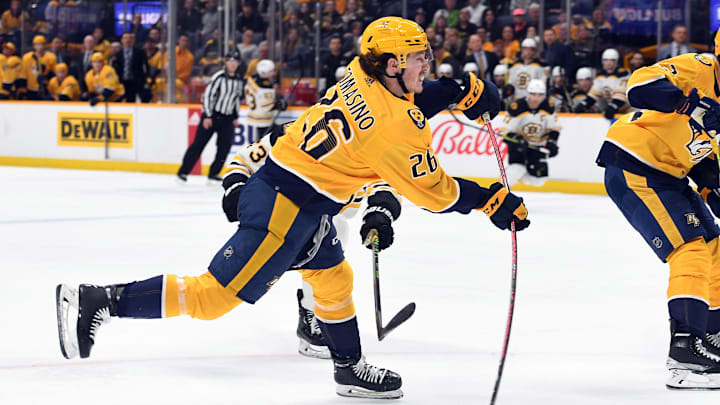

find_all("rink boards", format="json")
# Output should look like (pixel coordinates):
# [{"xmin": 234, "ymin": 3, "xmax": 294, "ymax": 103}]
[{"xmin": 0, "ymin": 101, "xmax": 611, "ymax": 194}]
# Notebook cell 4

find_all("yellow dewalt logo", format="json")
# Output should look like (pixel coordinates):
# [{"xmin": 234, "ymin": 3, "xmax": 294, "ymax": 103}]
[{"xmin": 57, "ymin": 112, "xmax": 133, "ymax": 148}]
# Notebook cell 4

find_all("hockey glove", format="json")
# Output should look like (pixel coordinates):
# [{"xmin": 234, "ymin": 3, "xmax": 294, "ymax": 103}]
[
  {"xmin": 504, "ymin": 132, "xmax": 528, "ymax": 148},
  {"xmin": 221, "ymin": 172, "xmax": 249, "ymax": 222},
  {"xmin": 274, "ymin": 99, "xmax": 288, "ymax": 111},
  {"xmin": 360, "ymin": 207, "xmax": 395, "ymax": 251},
  {"xmin": 545, "ymin": 139, "xmax": 559, "ymax": 157},
  {"xmin": 453, "ymin": 72, "xmax": 501, "ymax": 122},
  {"xmin": 604, "ymin": 103, "xmax": 618, "ymax": 120},
  {"xmin": 89, "ymin": 96, "xmax": 100, "ymax": 106},
  {"xmin": 573, "ymin": 103, "xmax": 587, "ymax": 113},
  {"xmin": 502, "ymin": 84, "xmax": 515, "ymax": 99},
  {"xmin": 478, "ymin": 182, "xmax": 530, "ymax": 231},
  {"xmin": 676, "ymin": 88, "xmax": 720, "ymax": 136},
  {"xmin": 700, "ymin": 187, "xmax": 720, "ymax": 218}
]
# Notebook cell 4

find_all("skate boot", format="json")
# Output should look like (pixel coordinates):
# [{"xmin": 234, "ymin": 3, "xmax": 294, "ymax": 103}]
[
  {"xmin": 666, "ymin": 322, "xmax": 720, "ymax": 389},
  {"xmin": 55, "ymin": 284, "xmax": 119, "ymax": 359},
  {"xmin": 334, "ymin": 356, "xmax": 403, "ymax": 399},
  {"xmin": 296, "ymin": 289, "xmax": 330, "ymax": 359}
]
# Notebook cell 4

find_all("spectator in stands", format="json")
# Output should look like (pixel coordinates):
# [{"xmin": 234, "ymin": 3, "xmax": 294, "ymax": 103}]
[
  {"xmin": 320, "ymin": 35, "xmax": 351, "ymax": 91},
  {"xmin": 554, "ymin": 22, "xmax": 568, "ymax": 44},
  {"xmin": 238, "ymin": 1, "xmax": 266, "ymax": 35},
  {"xmin": 657, "ymin": 25, "xmax": 697, "ymax": 61},
  {"xmin": 433, "ymin": 16, "xmax": 448, "ymax": 40},
  {"xmin": 108, "ymin": 41, "xmax": 121, "ymax": 68},
  {"xmin": 201, "ymin": 0, "xmax": 220, "ymax": 41},
  {"xmin": 527, "ymin": 3, "xmax": 541, "ymax": 30},
  {"xmin": 237, "ymin": 29, "xmax": 258, "ymax": 67},
  {"xmin": 296, "ymin": 2, "xmax": 315, "ymax": 35},
  {"xmin": 113, "ymin": 32, "xmax": 149, "ymax": 103},
  {"xmin": 444, "ymin": 28, "xmax": 466, "ymax": 65},
  {"xmin": 245, "ymin": 42, "xmax": 270, "ymax": 78},
  {"xmin": 511, "ymin": 8, "xmax": 528, "ymax": 40},
  {"xmin": 49, "ymin": 36, "xmax": 69, "ymax": 65},
  {"xmin": 341, "ymin": 0, "xmax": 366, "ymax": 31},
  {"xmin": 628, "ymin": 50, "xmax": 646, "ymax": 72},
  {"xmin": 433, "ymin": 0, "xmax": 460, "ymax": 28},
  {"xmin": 457, "ymin": 7, "xmax": 478, "ymax": 43},
  {"xmin": 93, "ymin": 27, "xmax": 111, "ymax": 60},
  {"xmin": 164, "ymin": 33, "xmax": 194, "ymax": 83},
  {"xmin": 467, "ymin": 0, "xmax": 486, "ymax": 26},
  {"xmin": 476, "ymin": 27, "xmax": 495, "ymax": 52},
  {"xmin": 500, "ymin": 25, "xmax": 520, "ymax": 62},
  {"xmin": 342, "ymin": 21, "xmax": 363, "ymax": 59},
  {"xmin": 525, "ymin": 26, "xmax": 539, "ymax": 46},
  {"xmin": 464, "ymin": 33, "xmax": 498, "ymax": 80},
  {"xmin": 285, "ymin": 12, "xmax": 309, "ymax": 42},
  {"xmin": 198, "ymin": 30, "xmax": 226, "ymax": 76},
  {"xmin": 413, "ymin": 7, "xmax": 427, "ymax": 29},
  {"xmin": 47, "ymin": 62, "xmax": 79, "ymax": 101},
  {"xmin": 130, "ymin": 13, "xmax": 149, "ymax": 45},
  {"xmin": 45, "ymin": 0, "xmax": 73, "ymax": 35},
  {"xmin": 72, "ymin": 35, "xmax": 96, "ymax": 84},
  {"xmin": 282, "ymin": 27, "xmax": 306, "ymax": 77},
  {"xmin": 541, "ymin": 28, "xmax": 574, "ymax": 84},
  {"xmin": 481, "ymin": 8, "xmax": 501, "ymax": 42},
  {"xmin": 570, "ymin": 24, "xmax": 595, "ymax": 71},
  {"xmin": 589, "ymin": 7, "xmax": 612, "ymax": 37},
  {"xmin": 320, "ymin": 0, "xmax": 343, "ymax": 37},
  {"xmin": 430, "ymin": 38, "xmax": 460, "ymax": 79},
  {"xmin": 148, "ymin": 28, "xmax": 161, "ymax": 45},
  {"xmin": 1, "ymin": 0, "xmax": 30, "ymax": 36},
  {"xmin": 178, "ymin": 0, "xmax": 202, "ymax": 41}
]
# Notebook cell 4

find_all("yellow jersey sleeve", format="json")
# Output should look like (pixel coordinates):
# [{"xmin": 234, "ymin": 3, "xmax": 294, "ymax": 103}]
[
  {"xmin": 627, "ymin": 53, "xmax": 716, "ymax": 97},
  {"xmin": 101, "ymin": 66, "xmax": 119, "ymax": 91}
]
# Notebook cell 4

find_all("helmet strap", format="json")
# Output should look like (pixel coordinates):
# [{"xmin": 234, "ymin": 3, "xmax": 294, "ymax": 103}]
[{"xmin": 384, "ymin": 70, "xmax": 410, "ymax": 95}]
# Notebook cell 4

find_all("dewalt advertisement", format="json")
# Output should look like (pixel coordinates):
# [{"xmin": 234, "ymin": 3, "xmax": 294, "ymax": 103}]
[{"xmin": 57, "ymin": 112, "xmax": 133, "ymax": 148}]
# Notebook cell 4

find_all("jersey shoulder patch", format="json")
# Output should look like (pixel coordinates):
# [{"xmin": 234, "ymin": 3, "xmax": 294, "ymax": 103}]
[
  {"xmin": 508, "ymin": 99, "xmax": 528, "ymax": 116},
  {"xmin": 539, "ymin": 99, "xmax": 555, "ymax": 114},
  {"xmin": 695, "ymin": 53, "xmax": 714, "ymax": 67},
  {"xmin": 407, "ymin": 108, "xmax": 426, "ymax": 129}
]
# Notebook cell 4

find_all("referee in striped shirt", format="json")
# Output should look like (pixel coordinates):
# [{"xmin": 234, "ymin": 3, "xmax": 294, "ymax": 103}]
[{"xmin": 177, "ymin": 51, "xmax": 244, "ymax": 182}]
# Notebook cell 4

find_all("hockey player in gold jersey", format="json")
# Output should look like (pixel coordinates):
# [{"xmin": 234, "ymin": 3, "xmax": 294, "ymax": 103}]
[
  {"xmin": 18, "ymin": 35, "xmax": 57, "ymax": 100},
  {"xmin": 55, "ymin": 17, "xmax": 529, "ymax": 399},
  {"xmin": 597, "ymin": 32, "xmax": 720, "ymax": 389},
  {"xmin": 47, "ymin": 63, "xmax": 79, "ymax": 101},
  {"xmin": 84, "ymin": 52, "xmax": 124, "ymax": 105}
]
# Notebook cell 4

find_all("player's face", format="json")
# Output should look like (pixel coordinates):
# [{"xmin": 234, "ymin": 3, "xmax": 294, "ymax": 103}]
[
  {"xmin": 602, "ymin": 59, "xmax": 616, "ymax": 72},
  {"xmin": 579, "ymin": 78, "xmax": 592, "ymax": 92},
  {"xmin": 521, "ymin": 47, "xmax": 534, "ymax": 60},
  {"xmin": 56, "ymin": 69, "xmax": 67, "ymax": 81},
  {"xmin": 527, "ymin": 93, "xmax": 544, "ymax": 109},
  {"xmin": 92, "ymin": 61, "xmax": 103, "ymax": 72},
  {"xmin": 33, "ymin": 43, "xmax": 44, "ymax": 53},
  {"xmin": 225, "ymin": 59, "xmax": 239, "ymax": 74},
  {"xmin": 403, "ymin": 50, "xmax": 430, "ymax": 93},
  {"xmin": 494, "ymin": 74, "xmax": 505, "ymax": 86}
]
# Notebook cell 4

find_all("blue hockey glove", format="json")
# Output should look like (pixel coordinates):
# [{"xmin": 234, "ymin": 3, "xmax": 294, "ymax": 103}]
[
  {"xmin": 701, "ymin": 187, "xmax": 720, "ymax": 218},
  {"xmin": 478, "ymin": 182, "xmax": 530, "ymax": 231},
  {"xmin": 453, "ymin": 72, "xmax": 501, "ymax": 121},
  {"xmin": 676, "ymin": 88, "xmax": 720, "ymax": 136},
  {"xmin": 221, "ymin": 172, "xmax": 249, "ymax": 222}
]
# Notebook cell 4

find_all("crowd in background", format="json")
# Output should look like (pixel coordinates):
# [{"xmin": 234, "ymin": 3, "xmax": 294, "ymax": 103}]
[{"xmin": 0, "ymin": 0, "xmax": 711, "ymax": 109}]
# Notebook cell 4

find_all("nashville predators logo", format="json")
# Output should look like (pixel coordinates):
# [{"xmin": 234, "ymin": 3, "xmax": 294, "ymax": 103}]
[
  {"xmin": 407, "ymin": 108, "xmax": 426, "ymax": 129},
  {"xmin": 685, "ymin": 213, "xmax": 700, "ymax": 227},
  {"xmin": 652, "ymin": 237, "xmax": 663, "ymax": 248},
  {"xmin": 223, "ymin": 245, "xmax": 234, "ymax": 259},
  {"xmin": 685, "ymin": 125, "xmax": 713, "ymax": 162}
]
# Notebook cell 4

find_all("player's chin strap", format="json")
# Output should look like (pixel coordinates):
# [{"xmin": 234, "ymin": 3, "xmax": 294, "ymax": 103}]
[{"xmin": 383, "ymin": 71, "xmax": 410, "ymax": 95}]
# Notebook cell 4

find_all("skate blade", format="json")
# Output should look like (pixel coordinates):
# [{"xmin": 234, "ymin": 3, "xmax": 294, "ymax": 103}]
[
  {"xmin": 666, "ymin": 368, "xmax": 720, "ymax": 390},
  {"xmin": 298, "ymin": 339, "xmax": 331, "ymax": 360},
  {"xmin": 55, "ymin": 284, "xmax": 79, "ymax": 359},
  {"xmin": 336, "ymin": 385, "xmax": 403, "ymax": 399}
]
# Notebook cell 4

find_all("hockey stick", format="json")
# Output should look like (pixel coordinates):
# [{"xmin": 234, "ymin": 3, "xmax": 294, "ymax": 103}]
[
  {"xmin": 366, "ymin": 231, "xmax": 416, "ymax": 341},
  {"xmin": 448, "ymin": 109, "xmax": 550, "ymax": 155},
  {"xmin": 481, "ymin": 112, "xmax": 518, "ymax": 405}
]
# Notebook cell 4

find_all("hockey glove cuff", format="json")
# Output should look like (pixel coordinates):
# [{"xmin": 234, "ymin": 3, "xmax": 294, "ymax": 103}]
[
  {"xmin": 360, "ymin": 207, "xmax": 395, "ymax": 251},
  {"xmin": 453, "ymin": 72, "xmax": 501, "ymax": 122},
  {"xmin": 221, "ymin": 172, "xmax": 249, "ymax": 222},
  {"xmin": 478, "ymin": 182, "xmax": 530, "ymax": 231},
  {"xmin": 700, "ymin": 187, "xmax": 720, "ymax": 218},
  {"xmin": 677, "ymin": 88, "xmax": 720, "ymax": 136}
]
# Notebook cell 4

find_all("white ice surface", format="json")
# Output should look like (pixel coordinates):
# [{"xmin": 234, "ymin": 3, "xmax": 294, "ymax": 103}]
[{"xmin": 0, "ymin": 167, "xmax": 717, "ymax": 404}]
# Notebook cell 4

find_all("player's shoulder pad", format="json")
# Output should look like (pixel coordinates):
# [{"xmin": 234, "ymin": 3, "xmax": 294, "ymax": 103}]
[
  {"xmin": 510, "ymin": 60, "xmax": 523, "ymax": 68},
  {"xmin": 407, "ymin": 107, "xmax": 427, "ymax": 130},
  {"xmin": 539, "ymin": 99, "xmax": 555, "ymax": 114},
  {"xmin": 508, "ymin": 99, "xmax": 528, "ymax": 115},
  {"xmin": 694, "ymin": 53, "xmax": 716, "ymax": 67},
  {"xmin": 532, "ymin": 58, "xmax": 548, "ymax": 67}
]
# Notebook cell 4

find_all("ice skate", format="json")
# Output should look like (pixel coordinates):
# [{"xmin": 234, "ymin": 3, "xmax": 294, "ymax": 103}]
[
  {"xmin": 666, "ymin": 327, "xmax": 720, "ymax": 389},
  {"xmin": 334, "ymin": 356, "xmax": 403, "ymax": 399},
  {"xmin": 296, "ymin": 289, "xmax": 330, "ymax": 359},
  {"xmin": 55, "ymin": 284, "xmax": 118, "ymax": 359}
]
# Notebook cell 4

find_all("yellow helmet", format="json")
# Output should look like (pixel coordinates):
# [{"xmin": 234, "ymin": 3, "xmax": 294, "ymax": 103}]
[
  {"xmin": 32, "ymin": 35, "xmax": 46, "ymax": 45},
  {"xmin": 55, "ymin": 63, "xmax": 68, "ymax": 73},
  {"xmin": 360, "ymin": 17, "xmax": 430, "ymax": 69},
  {"xmin": 90, "ymin": 52, "xmax": 104, "ymax": 63}
]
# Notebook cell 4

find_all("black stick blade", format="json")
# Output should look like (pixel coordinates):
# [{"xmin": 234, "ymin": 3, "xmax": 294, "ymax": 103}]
[{"xmin": 378, "ymin": 302, "xmax": 416, "ymax": 341}]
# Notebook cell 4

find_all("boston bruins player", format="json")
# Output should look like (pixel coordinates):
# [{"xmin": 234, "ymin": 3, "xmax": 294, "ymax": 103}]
[
  {"xmin": 507, "ymin": 38, "xmax": 549, "ymax": 101},
  {"xmin": 576, "ymin": 48, "xmax": 629, "ymax": 119},
  {"xmin": 503, "ymin": 79, "xmax": 560, "ymax": 186},
  {"xmin": 55, "ymin": 17, "xmax": 529, "ymax": 399},
  {"xmin": 597, "ymin": 31, "xmax": 720, "ymax": 389},
  {"xmin": 571, "ymin": 67, "xmax": 594, "ymax": 112},
  {"xmin": 244, "ymin": 59, "xmax": 284, "ymax": 138}
]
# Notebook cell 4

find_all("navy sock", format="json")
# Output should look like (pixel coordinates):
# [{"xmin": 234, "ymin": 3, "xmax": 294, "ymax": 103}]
[
  {"xmin": 317, "ymin": 316, "xmax": 361, "ymax": 362},
  {"xmin": 116, "ymin": 275, "xmax": 164, "ymax": 319},
  {"xmin": 708, "ymin": 308, "xmax": 720, "ymax": 334},
  {"xmin": 668, "ymin": 297, "xmax": 709, "ymax": 337}
]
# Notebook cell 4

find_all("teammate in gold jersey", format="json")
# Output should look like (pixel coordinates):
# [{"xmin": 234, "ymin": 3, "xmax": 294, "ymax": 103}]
[
  {"xmin": 18, "ymin": 35, "xmax": 57, "ymax": 100},
  {"xmin": 55, "ymin": 17, "xmax": 529, "ymax": 399},
  {"xmin": 597, "ymin": 31, "xmax": 720, "ymax": 389},
  {"xmin": 84, "ymin": 52, "xmax": 124, "ymax": 104}
]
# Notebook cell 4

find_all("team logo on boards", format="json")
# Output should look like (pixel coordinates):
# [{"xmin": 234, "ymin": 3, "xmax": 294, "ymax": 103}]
[
  {"xmin": 57, "ymin": 112, "xmax": 133, "ymax": 148},
  {"xmin": 685, "ymin": 213, "xmax": 700, "ymax": 227},
  {"xmin": 224, "ymin": 246, "xmax": 234, "ymax": 259},
  {"xmin": 407, "ymin": 108, "xmax": 426, "ymax": 129}
]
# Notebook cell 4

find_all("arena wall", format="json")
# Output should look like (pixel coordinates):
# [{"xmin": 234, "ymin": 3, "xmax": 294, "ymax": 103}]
[{"xmin": 0, "ymin": 101, "xmax": 611, "ymax": 195}]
